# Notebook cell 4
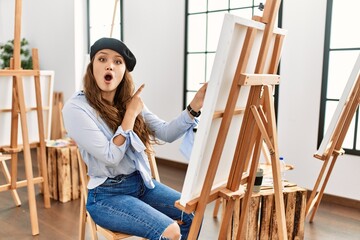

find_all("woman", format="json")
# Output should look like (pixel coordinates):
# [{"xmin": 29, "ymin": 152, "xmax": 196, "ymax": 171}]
[{"xmin": 62, "ymin": 37, "xmax": 207, "ymax": 240}]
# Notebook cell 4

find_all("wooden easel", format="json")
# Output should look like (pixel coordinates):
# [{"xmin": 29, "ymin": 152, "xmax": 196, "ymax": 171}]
[
  {"xmin": 306, "ymin": 53, "xmax": 360, "ymax": 222},
  {"xmin": 0, "ymin": 0, "xmax": 51, "ymax": 235},
  {"xmin": 175, "ymin": 0, "xmax": 288, "ymax": 239},
  {"xmin": 110, "ymin": 0, "xmax": 119, "ymax": 37}
]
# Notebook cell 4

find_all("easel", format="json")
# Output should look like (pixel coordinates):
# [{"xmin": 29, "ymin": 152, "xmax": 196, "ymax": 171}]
[
  {"xmin": 0, "ymin": 0, "xmax": 51, "ymax": 235},
  {"xmin": 306, "ymin": 53, "xmax": 360, "ymax": 222},
  {"xmin": 110, "ymin": 0, "xmax": 119, "ymax": 37},
  {"xmin": 176, "ymin": 0, "xmax": 288, "ymax": 239}
]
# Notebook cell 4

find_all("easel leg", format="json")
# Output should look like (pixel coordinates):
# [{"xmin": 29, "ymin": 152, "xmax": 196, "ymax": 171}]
[
  {"xmin": 235, "ymin": 129, "xmax": 263, "ymax": 240},
  {"xmin": 263, "ymin": 87, "xmax": 287, "ymax": 240},
  {"xmin": 307, "ymin": 154, "xmax": 338, "ymax": 222},
  {"xmin": 219, "ymin": 197, "xmax": 237, "ymax": 238},
  {"xmin": 32, "ymin": 49, "xmax": 51, "ymax": 209},
  {"xmin": 213, "ymin": 198, "xmax": 222, "ymax": 217},
  {"xmin": 16, "ymin": 76, "xmax": 40, "ymax": 235},
  {"xmin": 305, "ymin": 155, "xmax": 331, "ymax": 216},
  {"xmin": 0, "ymin": 159, "xmax": 21, "ymax": 206},
  {"xmin": 10, "ymin": 86, "xmax": 19, "ymax": 190}
]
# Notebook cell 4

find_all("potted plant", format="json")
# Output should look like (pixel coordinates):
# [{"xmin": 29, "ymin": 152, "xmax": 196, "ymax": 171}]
[{"xmin": 0, "ymin": 38, "xmax": 32, "ymax": 69}]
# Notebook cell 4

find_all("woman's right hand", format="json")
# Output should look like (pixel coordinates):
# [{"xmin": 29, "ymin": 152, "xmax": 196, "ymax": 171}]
[{"xmin": 126, "ymin": 84, "xmax": 145, "ymax": 117}]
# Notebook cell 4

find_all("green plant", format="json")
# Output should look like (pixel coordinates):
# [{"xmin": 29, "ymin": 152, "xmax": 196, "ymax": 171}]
[{"xmin": 0, "ymin": 38, "xmax": 32, "ymax": 69}]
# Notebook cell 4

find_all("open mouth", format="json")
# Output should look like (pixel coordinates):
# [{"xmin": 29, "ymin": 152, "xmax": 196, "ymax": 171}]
[{"xmin": 104, "ymin": 74, "xmax": 113, "ymax": 81}]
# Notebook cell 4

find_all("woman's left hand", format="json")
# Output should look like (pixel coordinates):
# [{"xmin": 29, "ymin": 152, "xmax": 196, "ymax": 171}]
[{"xmin": 189, "ymin": 82, "xmax": 208, "ymax": 113}]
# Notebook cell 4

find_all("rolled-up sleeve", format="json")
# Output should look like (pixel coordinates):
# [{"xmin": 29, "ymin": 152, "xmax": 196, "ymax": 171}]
[
  {"xmin": 114, "ymin": 127, "xmax": 154, "ymax": 188},
  {"xmin": 62, "ymin": 98, "xmax": 127, "ymax": 167},
  {"xmin": 143, "ymin": 107, "xmax": 198, "ymax": 143}
]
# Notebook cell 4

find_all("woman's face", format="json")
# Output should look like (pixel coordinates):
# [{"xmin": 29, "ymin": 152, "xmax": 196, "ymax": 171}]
[{"xmin": 92, "ymin": 49, "xmax": 126, "ymax": 102}]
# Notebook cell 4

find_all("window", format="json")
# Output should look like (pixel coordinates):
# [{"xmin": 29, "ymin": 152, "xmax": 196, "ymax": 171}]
[
  {"xmin": 318, "ymin": 0, "xmax": 360, "ymax": 154},
  {"xmin": 184, "ymin": 1, "xmax": 267, "ymax": 107},
  {"xmin": 88, "ymin": 0, "xmax": 123, "ymax": 47}
]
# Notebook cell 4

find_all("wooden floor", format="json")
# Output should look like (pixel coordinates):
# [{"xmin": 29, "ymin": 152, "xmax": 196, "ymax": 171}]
[{"xmin": 0, "ymin": 156, "xmax": 359, "ymax": 240}]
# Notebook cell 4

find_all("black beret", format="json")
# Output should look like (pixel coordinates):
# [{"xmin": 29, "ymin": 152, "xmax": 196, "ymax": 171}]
[{"xmin": 90, "ymin": 37, "xmax": 136, "ymax": 72}]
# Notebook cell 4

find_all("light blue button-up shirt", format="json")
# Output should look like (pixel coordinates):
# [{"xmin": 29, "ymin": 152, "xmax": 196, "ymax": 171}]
[{"xmin": 62, "ymin": 91, "xmax": 197, "ymax": 189}]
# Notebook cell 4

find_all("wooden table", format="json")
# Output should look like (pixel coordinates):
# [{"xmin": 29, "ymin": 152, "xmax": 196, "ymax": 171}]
[{"xmin": 46, "ymin": 145, "xmax": 80, "ymax": 203}]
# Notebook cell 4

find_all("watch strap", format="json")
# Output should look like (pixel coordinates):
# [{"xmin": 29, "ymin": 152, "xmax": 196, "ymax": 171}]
[{"xmin": 187, "ymin": 104, "xmax": 201, "ymax": 117}]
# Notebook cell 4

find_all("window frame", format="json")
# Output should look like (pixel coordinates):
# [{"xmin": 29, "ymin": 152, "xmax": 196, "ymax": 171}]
[
  {"xmin": 183, "ymin": 0, "xmax": 282, "ymax": 115},
  {"xmin": 87, "ymin": 0, "xmax": 123, "ymax": 51},
  {"xmin": 317, "ymin": 0, "xmax": 360, "ymax": 155}
]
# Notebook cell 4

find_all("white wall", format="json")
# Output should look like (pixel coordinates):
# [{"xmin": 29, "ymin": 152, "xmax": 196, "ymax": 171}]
[
  {"xmin": 122, "ymin": 0, "xmax": 188, "ymax": 163},
  {"xmin": 1, "ymin": 0, "xmax": 359, "ymax": 200},
  {"xmin": 279, "ymin": 0, "xmax": 360, "ymax": 200}
]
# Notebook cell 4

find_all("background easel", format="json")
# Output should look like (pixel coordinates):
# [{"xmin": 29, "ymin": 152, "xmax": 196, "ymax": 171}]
[
  {"xmin": 306, "ymin": 53, "xmax": 360, "ymax": 222},
  {"xmin": 110, "ymin": 0, "xmax": 119, "ymax": 38},
  {"xmin": 176, "ymin": 0, "xmax": 288, "ymax": 239},
  {"xmin": 0, "ymin": 0, "xmax": 51, "ymax": 235}
]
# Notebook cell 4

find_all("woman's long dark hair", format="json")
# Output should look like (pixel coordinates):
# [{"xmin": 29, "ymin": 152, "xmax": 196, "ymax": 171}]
[{"xmin": 83, "ymin": 61, "xmax": 155, "ymax": 154}]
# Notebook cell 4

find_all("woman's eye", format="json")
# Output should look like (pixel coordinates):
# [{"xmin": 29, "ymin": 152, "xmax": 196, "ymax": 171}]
[
  {"xmin": 115, "ymin": 59, "xmax": 123, "ymax": 65},
  {"xmin": 98, "ymin": 57, "xmax": 106, "ymax": 62}
]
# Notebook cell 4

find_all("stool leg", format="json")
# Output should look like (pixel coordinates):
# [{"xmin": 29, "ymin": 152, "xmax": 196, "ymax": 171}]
[{"xmin": 79, "ymin": 193, "xmax": 86, "ymax": 240}]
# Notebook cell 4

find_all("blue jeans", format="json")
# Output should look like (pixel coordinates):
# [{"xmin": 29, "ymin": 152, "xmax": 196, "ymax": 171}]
[{"xmin": 86, "ymin": 171, "xmax": 194, "ymax": 240}]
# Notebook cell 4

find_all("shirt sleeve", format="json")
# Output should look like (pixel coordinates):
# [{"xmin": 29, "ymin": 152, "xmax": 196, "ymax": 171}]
[
  {"xmin": 62, "ymin": 99, "xmax": 127, "ymax": 167},
  {"xmin": 142, "ymin": 106, "xmax": 198, "ymax": 143},
  {"xmin": 114, "ymin": 126, "xmax": 155, "ymax": 188}
]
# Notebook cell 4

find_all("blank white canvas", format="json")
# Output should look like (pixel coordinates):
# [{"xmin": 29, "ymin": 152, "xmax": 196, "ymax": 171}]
[
  {"xmin": 316, "ymin": 53, "xmax": 360, "ymax": 157},
  {"xmin": 179, "ymin": 14, "xmax": 286, "ymax": 207},
  {"xmin": 0, "ymin": 70, "xmax": 54, "ymax": 147}
]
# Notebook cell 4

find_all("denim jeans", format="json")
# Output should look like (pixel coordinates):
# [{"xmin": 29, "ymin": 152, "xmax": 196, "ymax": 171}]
[{"xmin": 86, "ymin": 171, "xmax": 194, "ymax": 240}]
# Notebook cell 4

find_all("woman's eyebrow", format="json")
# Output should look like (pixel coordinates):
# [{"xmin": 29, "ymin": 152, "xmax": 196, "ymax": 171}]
[{"xmin": 97, "ymin": 51, "xmax": 109, "ymax": 55}]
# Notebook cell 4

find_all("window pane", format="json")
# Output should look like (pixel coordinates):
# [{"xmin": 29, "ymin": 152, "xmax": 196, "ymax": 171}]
[
  {"xmin": 327, "ymin": 50, "xmax": 360, "ymax": 99},
  {"xmin": 253, "ymin": 6, "xmax": 264, "ymax": 17},
  {"xmin": 207, "ymin": 11, "xmax": 227, "ymax": 52},
  {"xmin": 321, "ymin": 0, "xmax": 360, "ymax": 153},
  {"xmin": 186, "ymin": 92, "xmax": 196, "ymax": 107},
  {"xmin": 325, "ymin": 100, "xmax": 355, "ymax": 149},
  {"xmin": 330, "ymin": 0, "xmax": 360, "ymax": 49},
  {"xmin": 230, "ymin": 8, "xmax": 253, "ymax": 19},
  {"xmin": 188, "ymin": 0, "xmax": 207, "ymax": 13},
  {"xmin": 89, "ymin": 0, "xmax": 117, "ymax": 27},
  {"xmin": 90, "ymin": 26, "xmax": 112, "ymax": 45},
  {"xmin": 185, "ymin": 0, "xmax": 258, "ymax": 108},
  {"xmin": 89, "ymin": 0, "xmax": 121, "ymax": 44},
  {"xmin": 230, "ymin": 0, "xmax": 253, "ymax": 8},
  {"xmin": 188, "ymin": 14, "xmax": 207, "ymax": 52},
  {"xmin": 111, "ymin": 25, "xmax": 121, "ymax": 39},
  {"xmin": 324, "ymin": 101, "xmax": 337, "ymax": 133},
  {"xmin": 187, "ymin": 54, "xmax": 206, "ymax": 91},
  {"xmin": 343, "ymin": 114, "xmax": 355, "ymax": 149},
  {"xmin": 208, "ymin": 0, "xmax": 228, "ymax": 11}
]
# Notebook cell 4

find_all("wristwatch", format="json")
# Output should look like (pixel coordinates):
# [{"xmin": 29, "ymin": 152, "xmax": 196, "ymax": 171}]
[{"xmin": 187, "ymin": 104, "xmax": 201, "ymax": 117}]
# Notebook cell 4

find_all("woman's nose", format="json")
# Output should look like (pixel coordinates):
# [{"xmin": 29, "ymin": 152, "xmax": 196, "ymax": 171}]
[{"xmin": 105, "ymin": 66, "xmax": 113, "ymax": 71}]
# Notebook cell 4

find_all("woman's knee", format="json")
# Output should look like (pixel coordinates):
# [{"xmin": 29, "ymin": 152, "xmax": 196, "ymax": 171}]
[{"xmin": 161, "ymin": 222, "xmax": 181, "ymax": 240}]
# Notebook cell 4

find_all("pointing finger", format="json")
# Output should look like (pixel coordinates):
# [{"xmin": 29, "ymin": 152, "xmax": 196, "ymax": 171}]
[{"xmin": 134, "ymin": 84, "xmax": 145, "ymax": 97}]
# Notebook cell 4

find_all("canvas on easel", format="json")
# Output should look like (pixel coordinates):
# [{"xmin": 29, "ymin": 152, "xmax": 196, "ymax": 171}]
[
  {"xmin": 176, "ymin": 0, "xmax": 288, "ymax": 239},
  {"xmin": 306, "ymin": 53, "xmax": 360, "ymax": 221},
  {"xmin": 0, "ymin": 71, "xmax": 54, "ymax": 146},
  {"xmin": 179, "ymin": 14, "xmax": 286, "ymax": 208}
]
